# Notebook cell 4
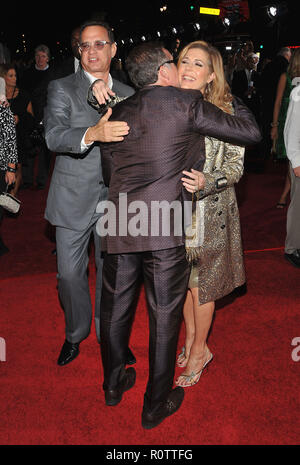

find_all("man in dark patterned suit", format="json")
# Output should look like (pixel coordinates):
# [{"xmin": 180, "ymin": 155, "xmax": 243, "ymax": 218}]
[{"xmin": 98, "ymin": 42, "xmax": 261, "ymax": 429}]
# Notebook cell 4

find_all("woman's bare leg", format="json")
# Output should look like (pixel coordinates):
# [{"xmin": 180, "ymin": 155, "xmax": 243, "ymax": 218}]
[
  {"xmin": 177, "ymin": 289, "xmax": 195, "ymax": 367},
  {"xmin": 176, "ymin": 287, "xmax": 214, "ymax": 386}
]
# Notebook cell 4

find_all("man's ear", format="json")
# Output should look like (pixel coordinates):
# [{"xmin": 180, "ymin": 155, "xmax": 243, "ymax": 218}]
[
  {"xmin": 158, "ymin": 65, "xmax": 170, "ymax": 84},
  {"xmin": 111, "ymin": 42, "xmax": 117, "ymax": 59}
]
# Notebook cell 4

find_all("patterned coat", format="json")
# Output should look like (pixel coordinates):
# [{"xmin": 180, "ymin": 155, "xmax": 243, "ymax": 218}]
[{"xmin": 188, "ymin": 136, "xmax": 246, "ymax": 305}]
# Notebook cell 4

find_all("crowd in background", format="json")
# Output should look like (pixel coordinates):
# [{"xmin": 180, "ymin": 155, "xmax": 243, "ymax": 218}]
[{"xmin": 0, "ymin": 34, "xmax": 296, "ymax": 194}]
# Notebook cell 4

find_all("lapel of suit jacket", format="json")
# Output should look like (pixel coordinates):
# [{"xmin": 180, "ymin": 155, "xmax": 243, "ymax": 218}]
[
  {"xmin": 111, "ymin": 78, "xmax": 128, "ymax": 97},
  {"xmin": 74, "ymin": 68, "xmax": 100, "ymax": 124}
]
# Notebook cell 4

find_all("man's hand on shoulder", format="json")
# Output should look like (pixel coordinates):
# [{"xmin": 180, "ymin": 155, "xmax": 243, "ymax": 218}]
[{"xmin": 84, "ymin": 107, "xmax": 130, "ymax": 143}]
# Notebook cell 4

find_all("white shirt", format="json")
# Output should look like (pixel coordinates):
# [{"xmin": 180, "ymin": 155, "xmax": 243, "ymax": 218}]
[
  {"xmin": 74, "ymin": 57, "xmax": 80, "ymax": 73},
  {"xmin": 284, "ymin": 85, "xmax": 300, "ymax": 169},
  {"xmin": 81, "ymin": 72, "xmax": 113, "ymax": 151},
  {"xmin": 0, "ymin": 76, "xmax": 7, "ymax": 103},
  {"xmin": 35, "ymin": 64, "xmax": 49, "ymax": 71}
]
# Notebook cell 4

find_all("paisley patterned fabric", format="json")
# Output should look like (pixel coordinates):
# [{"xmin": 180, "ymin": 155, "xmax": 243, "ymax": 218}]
[{"xmin": 187, "ymin": 135, "xmax": 246, "ymax": 305}]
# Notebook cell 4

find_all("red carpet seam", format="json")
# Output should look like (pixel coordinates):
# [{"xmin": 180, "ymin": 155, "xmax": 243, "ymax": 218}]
[{"xmin": 244, "ymin": 246, "xmax": 285, "ymax": 254}]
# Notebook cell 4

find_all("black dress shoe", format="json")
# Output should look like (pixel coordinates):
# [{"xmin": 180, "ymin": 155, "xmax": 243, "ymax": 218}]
[
  {"xmin": 105, "ymin": 367, "xmax": 136, "ymax": 406},
  {"xmin": 284, "ymin": 250, "xmax": 300, "ymax": 268},
  {"xmin": 142, "ymin": 387, "xmax": 184, "ymax": 429},
  {"xmin": 57, "ymin": 340, "xmax": 80, "ymax": 366},
  {"xmin": 125, "ymin": 347, "xmax": 136, "ymax": 365}
]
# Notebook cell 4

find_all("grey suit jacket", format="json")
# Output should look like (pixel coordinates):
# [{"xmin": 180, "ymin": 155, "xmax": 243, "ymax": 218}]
[{"xmin": 44, "ymin": 68, "xmax": 134, "ymax": 231}]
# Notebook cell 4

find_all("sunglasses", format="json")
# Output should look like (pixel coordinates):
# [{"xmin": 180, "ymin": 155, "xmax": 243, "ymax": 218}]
[
  {"xmin": 79, "ymin": 40, "xmax": 113, "ymax": 52},
  {"xmin": 157, "ymin": 59, "xmax": 175, "ymax": 70}
]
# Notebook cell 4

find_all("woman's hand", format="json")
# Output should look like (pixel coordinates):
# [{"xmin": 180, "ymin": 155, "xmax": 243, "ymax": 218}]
[
  {"xmin": 181, "ymin": 169, "xmax": 205, "ymax": 193},
  {"xmin": 294, "ymin": 166, "xmax": 300, "ymax": 178},
  {"xmin": 5, "ymin": 171, "xmax": 16, "ymax": 186},
  {"xmin": 92, "ymin": 79, "xmax": 116, "ymax": 105}
]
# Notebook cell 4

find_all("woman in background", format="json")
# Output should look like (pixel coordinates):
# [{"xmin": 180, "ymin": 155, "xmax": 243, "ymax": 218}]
[
  {"xmin": 0, "ymin": 100, "xmax": 17, "ymax": 255},
  {"xmin": 0, "ymin": 64, "xmax": 34, "ymax": 197}
]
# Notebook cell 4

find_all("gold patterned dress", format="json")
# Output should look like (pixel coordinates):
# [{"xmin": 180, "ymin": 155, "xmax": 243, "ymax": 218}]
[{"xmin": 187, "ymin": 136, "xmax": 246, "ymax": 305}]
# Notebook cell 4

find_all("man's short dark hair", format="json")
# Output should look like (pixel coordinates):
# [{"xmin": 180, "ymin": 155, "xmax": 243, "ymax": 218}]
[
  {"xmin": 125, "ymin": 42, "xmax": 167, "ymax": 89},
  {"xmin": 79, "ymin": 20, "xmax": 115, "ymax": 44}
]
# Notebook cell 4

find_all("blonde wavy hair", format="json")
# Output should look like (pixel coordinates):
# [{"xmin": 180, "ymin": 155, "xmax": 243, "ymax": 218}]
[
  {"xmin": 178, "ymin": 40, "xmax": 233, "ymax": 114},
  {"xmin": 288, "ymin": 48, "xmax": 300, "ymax": 80}
]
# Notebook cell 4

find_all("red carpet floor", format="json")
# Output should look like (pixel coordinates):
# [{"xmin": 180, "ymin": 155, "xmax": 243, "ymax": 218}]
[{"xmin": 0, "ymin": 158, "xmax": 299, "ymax": 445}]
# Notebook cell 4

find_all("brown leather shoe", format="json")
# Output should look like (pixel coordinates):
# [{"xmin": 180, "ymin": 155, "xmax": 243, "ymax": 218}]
[
  {"xmin": 141, "ymin": 387, "xmax": 184, "ymax": 429},
  {"xmin": 105, "ymin": 367, "xmax": 136, "ymax": 406}
]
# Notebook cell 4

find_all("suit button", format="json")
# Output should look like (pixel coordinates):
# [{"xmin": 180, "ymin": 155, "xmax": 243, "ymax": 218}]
[{"xmin": 221, "ymin": 225, "xmax": 225, "ymax": 229}]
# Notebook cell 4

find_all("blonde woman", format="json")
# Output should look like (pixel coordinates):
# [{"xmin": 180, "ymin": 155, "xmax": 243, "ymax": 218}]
[{"xmin": 175, "ymin": 41, "xmax": 246, "ymax": 387}]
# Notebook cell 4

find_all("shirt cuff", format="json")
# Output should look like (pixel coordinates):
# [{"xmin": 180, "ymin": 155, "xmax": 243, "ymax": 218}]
[{"xmin": 81, "ymin": 129, "xmax": 93, "ymax": 151}]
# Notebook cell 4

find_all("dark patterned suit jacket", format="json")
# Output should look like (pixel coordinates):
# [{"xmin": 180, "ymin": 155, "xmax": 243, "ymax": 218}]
[{"xmin": 100, "ymin": 85, "xmax": 261, "ymax": 254}]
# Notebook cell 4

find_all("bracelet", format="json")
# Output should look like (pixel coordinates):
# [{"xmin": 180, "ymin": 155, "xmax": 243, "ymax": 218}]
[
  {"xmin": 216, "ymin": 177, "xmax": 228, "ymax": 190},
  {"xmin": 7, "ymin": 166, "xmax": 17, "ymax": 173},
  {"xmin": 271, "ymin": 122, "xmax": 278, "ymax": 127}
]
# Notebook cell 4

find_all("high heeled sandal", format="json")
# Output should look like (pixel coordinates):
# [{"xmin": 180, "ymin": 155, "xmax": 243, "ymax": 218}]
[
  {"xmin": 177, "ymin": 346, "xmax": 187, "ymax": 367},
  {"xmin": 176, "ymin": 351, "xmax": 213, "ymax": 387}
]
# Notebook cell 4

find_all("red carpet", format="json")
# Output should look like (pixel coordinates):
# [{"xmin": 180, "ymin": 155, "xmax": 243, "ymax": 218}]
[{"xmin": 0, "ymin": 158, "xmax": 299, "ymax": 445}]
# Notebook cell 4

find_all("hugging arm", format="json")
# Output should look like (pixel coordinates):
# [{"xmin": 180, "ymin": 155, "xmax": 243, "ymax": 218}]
[
  {"xmin": 44, "ymin": 81, "xmax": 129, "ymax": 154},
  {"xmin": 192, "ymin": 96, "xmax": 261, "ymax": 147},
  {"xmin": 182, "ymin": 143, "xmax": 245, "ymax": 197}
]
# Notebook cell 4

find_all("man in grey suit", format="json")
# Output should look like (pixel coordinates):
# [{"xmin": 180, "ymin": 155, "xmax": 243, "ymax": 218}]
[{"xmin": 44, "ymin": 20, "xmax": 136, "ymax": 366}]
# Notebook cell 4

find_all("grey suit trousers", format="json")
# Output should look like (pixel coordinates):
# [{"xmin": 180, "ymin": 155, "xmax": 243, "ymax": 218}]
[
  {"xmin": 56, "ymin": 210, "xmax": 103, "ymax": 344},
  {"xmin": 285, "ymin": 163, "xmax": 300, "ymax": 254}
]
